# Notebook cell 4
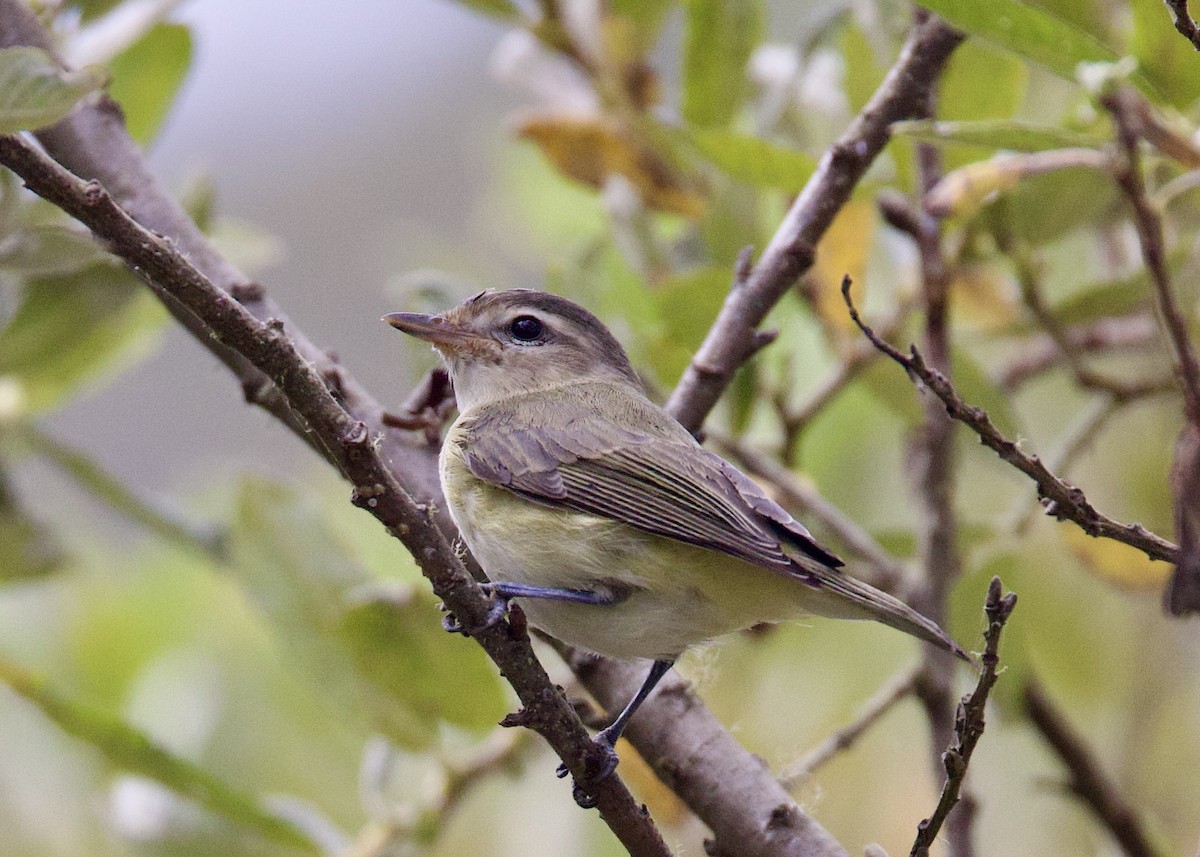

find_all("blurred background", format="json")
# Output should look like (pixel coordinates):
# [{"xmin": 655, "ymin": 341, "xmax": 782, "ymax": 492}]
[{"xmin": 2, "ymin": 0, "xmax": 1199, "ymax": 856}]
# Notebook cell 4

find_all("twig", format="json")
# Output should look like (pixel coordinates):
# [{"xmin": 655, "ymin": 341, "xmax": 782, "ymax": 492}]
[
  {"xmin": 665, "ymin": 15, "xmax": 965, "ymax": 434},
  {"xmin": 0, "ymin": 133, "xmax": 674, "ymax": 857},
  {"xmin": 1103, "ymin": 85, "xmax": 1200, "ymax": 422},
  {"xmin": 1165, "ymin": 0, "xmax": 1200, "ymax": 50},
  {"xmin": 909, "ymin": 577, "xmax": 1017, "ymax": 857},
  {"xmin": 841, "ymin": 276, "xmax": 1179, "ymax": 564},
  {"xmin": 995, "ymin": 315, "xmax": 1160, "ymax": 392},
  {"xmin": 780, "ymin": 661, "xmax": 921, "ymax": 788},
  {"xmin": 1023, "ymin": 680, "xmax": 1169, "ymax": 857},
  {"xmin": 710, "ymin": 433, "xmax": 910, "ymax": 593}
]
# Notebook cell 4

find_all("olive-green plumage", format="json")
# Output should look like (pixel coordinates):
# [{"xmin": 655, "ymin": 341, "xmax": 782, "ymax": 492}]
[{"xmin": 385, "ymin": 289, "xmax": 967, "ymax": 665}]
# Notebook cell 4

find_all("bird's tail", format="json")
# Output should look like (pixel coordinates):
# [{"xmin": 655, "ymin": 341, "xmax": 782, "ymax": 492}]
[{"xmin": 796, "ymin": 561, "xmax": 974, "ymax": 663}]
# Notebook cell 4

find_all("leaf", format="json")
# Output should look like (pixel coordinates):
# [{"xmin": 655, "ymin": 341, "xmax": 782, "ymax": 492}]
[
  {"xmin": 0, "ymin": 265, "xmax": 168, "ymax": 414},
  {"xmin": 892, "ymin": 119, "xmax": 1108, "ymax": 152},
  {"xmin": 1060, "ymin": 525, "xmax": 1170, "ymax": 590},
  {"xmin": 231, "ymin": 480, "xmax": 507, "ymax": 747},
  {"xmin": 681, "ymin": 0, "xmax": 763, "ymax": 127},
  {"xmin": 449, "ymin": 0, "xmax": 522, "ymax": 21},
  {"xmin": 517, "ymin": 114, "xmax": 706, "ymax": 217},
  {"xmin": 1129, "ymin": 0, "xmax": 1200, "ymax": 109},
  {"xmin": 0, "ymin": 224, "xmax": 108, "ymax": 277},
  {"xmin": 685, "ymin": 128, "xmax": 817, "ymax": 191},
  {"xmin": 0, "ymin": 658, "xmax": 317, "ymax": 852},
  {"xmin": 647, "ymin": 266, "xmax": 732, "ymax": 383},
  {"xmin": 810, "ymin": 198, "xmax": 877, "ymax": 334},
  {"xmin": 914, "ymin": 0, "xmax": 1119, "ymax": 81},
  {"xmin": 107, "ymin": 23, "xmax": 192, "ymax": 145},
  {"xmin": 951, "ymin": 347, "xmax": 1021, "ymax": 437},
  {"xmin": 0, "ymin": 46, "xmax": 107, "ymax": 134},
  {"xmin": 0, "ymin": 498, "xmax": 67, "ymax": 581}
]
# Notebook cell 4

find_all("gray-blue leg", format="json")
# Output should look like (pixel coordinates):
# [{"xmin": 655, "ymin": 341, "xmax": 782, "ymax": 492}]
[
  {"xmin": 595, "ymin": 658, "xmax": 674, "ymax": 749},
  {"xmin": 441, "ymin": 581, "xmax": 624, "ymax": 634}
]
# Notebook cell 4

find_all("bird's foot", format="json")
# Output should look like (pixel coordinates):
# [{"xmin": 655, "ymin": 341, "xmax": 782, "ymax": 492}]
[
  {"xmin": 440, "ymin": 583, "xmax": 510, "ymax": 636},
  {"xmin": 555, "ymin": 734, "xmax": 620, "ymax": 809}
]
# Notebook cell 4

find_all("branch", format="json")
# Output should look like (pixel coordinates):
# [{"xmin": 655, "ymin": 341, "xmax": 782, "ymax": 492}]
[
  {"xmin": 1165, "ymin": 0, "xmax": 1200, "ymax": 50},
  {"xmin": 841, "ymin": 277, "xmax": 1180, "ymax": 564},
  {"xmin": 1102, "ymin": 85, "xmax": 1200, "ymax": 423},
  {"xmin": 664, "ymin": 15, "xmax": 965, "ymax": 433},
  {"xmin": 910, "ymin": 577, "xmax": 1017, "ymax": 857},
  {"xmin": 556, "ymin": 645, "xmax": 851, "ymax": 857},
  {"xmin": 0, "ymin": 133, "xmax": 673, "ymax": 857},
  {"xmin": 1023, "ymin": 681, "xmax": 1169, "ymax": 857},
  {"xmin": 995, "ymin": 315, "xmax": 1160, "ymax": 392},
  {"xmin": 780, "ymin": 661, "xmax": 921, "ymax": 788}
]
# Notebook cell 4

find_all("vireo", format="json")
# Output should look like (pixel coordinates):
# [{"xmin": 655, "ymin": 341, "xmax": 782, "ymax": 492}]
[{"xmin": 385, "ymin": 289, "xmax": 966, "ymax": 759}]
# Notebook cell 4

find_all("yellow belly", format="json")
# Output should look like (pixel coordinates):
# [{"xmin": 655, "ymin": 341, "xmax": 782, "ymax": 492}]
[{"xmin": 440, "ymin": 442, "xmax": 815, "ymax": 660}]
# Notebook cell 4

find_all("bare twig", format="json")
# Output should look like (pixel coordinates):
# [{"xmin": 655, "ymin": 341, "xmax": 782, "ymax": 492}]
[
  {"xmin": 910, "ymin": 577, "xmax": 1017, "ymax": 857},
  {"xmin": 1023, "ymin": 681, "xmax": 1169, "ymax": 857},
  {"xmin": 1165, "ymin": 0, "xmax": 1200, "ymax": 50},
  {"xmin": 841, "ymin": 277, "xmax": 1179, "ymax": 564},
  {"xmin": 780, "ymin": 661, "xmax": 921, "ymax": 788},
  {"xmin": 995, "ymin": 315, "xmax": 1160, "ymax": 392},
  {"xmin": 1103, "ymin": 86, "xmax": 1200, "ymax": 422},
  {"xmin": 665, "ymin": 15, "xmax": 965, "ymax": 433},
  {"xmin": 0, "ymin": 133, "xmax": 674, "ymax": 857}
]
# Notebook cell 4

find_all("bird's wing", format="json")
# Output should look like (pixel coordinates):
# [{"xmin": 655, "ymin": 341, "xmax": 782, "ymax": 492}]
[{"xmin": 453, "ymin": 402, "xmax": 843, "ymax": 577}]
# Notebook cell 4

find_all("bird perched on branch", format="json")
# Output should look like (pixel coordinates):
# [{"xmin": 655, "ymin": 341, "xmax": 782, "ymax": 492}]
[{"xmin": 385, "ymin": 289, "xmax": 967, "ymax": 774}]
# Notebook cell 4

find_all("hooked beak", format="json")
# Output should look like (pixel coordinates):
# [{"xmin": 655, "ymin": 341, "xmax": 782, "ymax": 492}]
[{"xmin": 382, "ymin": 312, "xmax": 484, "ymax": 352}]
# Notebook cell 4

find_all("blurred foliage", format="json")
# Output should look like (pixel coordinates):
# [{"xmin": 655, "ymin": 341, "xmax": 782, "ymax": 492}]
[{"xmin": 3, "ymin": 1, "xmax": 1200, "ymax": 857}]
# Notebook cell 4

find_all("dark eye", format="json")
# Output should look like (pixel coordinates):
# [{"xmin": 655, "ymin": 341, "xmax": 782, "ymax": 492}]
[{"xmin": 509, "ymin": 315, "xmax": 544, "ymax": 342}]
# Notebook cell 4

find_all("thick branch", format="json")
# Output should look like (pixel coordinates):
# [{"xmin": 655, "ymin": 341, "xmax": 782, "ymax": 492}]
[
  {"xmin": 842, "ymin": 278, "xmax": 1179, "ymax": 564},
  {"xmin": 0, "ymin": 134, "xmax": 672, "ymax": 857},
  {"xmin": 1023, "ymin": 681, "xmax": 1168, "ymax": 857},
  {"xmin": 665, "ymin": 16, "xmax": 965, "ymax": 433}
]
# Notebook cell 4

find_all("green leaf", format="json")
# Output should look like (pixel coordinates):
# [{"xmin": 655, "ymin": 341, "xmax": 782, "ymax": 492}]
[
  {"xmin": 951, "ymin": 347, "xmax": 1021, "ymax": 438},
  {"xmin": 232, "ymin": 480, "xmax": 506, "ymax": 747},
  {"xmin": 858, "ymin": 358, "xmax": 925, "ymax": 427},
  {"xmin": 0, "ymin": 224, "xmax": 108, "ymax": 277},
  {"xmin": 450, "ymin": 0, "xmax": 523, "ymax": 21},
  {"xmin": 1129, "ymin": 0, "xmax": 1200, "ymax": 109},
  {"xmin": 0, "ymin": 46, "xmax": 106, "ymax": 134},
  {"xmin": 682, "ymin": 0, "xmax": 763, "ymax": 127},
  {"xmin": 107, "ymin": 23, "xmax": 192, "ymax": 145},
  {"xmin": 983, "ymin": 164, "xmax": 1119, "ymax": 245},
  {"xmin": 0, "ymin": 493, "xmax": 67, "ymax": 581},
  {"xmin": 892, "ymin": 119, "xmax": 1107, "ymax": 152},
  {"xmin": 0, "ymin": 265, "xmax": 168, "ymax": 414},
  {"xmin": 686, "ymin": 128, "xmax": 817, "ymax": 191},
  {"xmin": 914, "ymin": 0, "xmax": 1118, "ymax": 81},
  {"xmin": 0, "ymin": 658, "xmax": 318, "ymax": 852},
  {"xmin": 648, "ymin": 266, "xmax": 731, "ymax": 384}
]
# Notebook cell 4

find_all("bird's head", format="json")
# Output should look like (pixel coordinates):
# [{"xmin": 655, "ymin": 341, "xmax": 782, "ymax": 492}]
[{"xmin": 384, "ymin": 289, "xmax": 642, "ymax": 411}]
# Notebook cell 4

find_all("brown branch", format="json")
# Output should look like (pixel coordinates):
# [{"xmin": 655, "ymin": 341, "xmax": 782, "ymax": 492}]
[
  {"xmin": 780, "ymin": 661, "xmax": 921, "ymax": 788},
  {"xmin": 1023, "ymin": 681, "xmax": 1169, "ymax": 857},
  {"xmin": 1165, "ymin": 0, "xmax": 1200, "ymax": 50},
  {"xmin": 910, "ymin": 577, "xmax": 1017, "ymax": 857},
  {"xmin": 1103, "ymin": 85, "xmax": 1200, "ymax": 422},
  {"xmin": 841, "ymin": 277, "xmax": 1180, "ymax": 564},
  {"xmin": 664, "ymin": 15, "xmax": 965, "ymax": 433},
  {"xmin": 0, "ymin": 133, "xmax": 673, "ymax": 857},
  {"xmin": 557, "ymin": 647, "xmax": 851, "ymax": 857}
]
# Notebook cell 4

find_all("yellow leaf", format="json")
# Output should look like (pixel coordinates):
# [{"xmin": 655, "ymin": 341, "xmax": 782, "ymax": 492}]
[
  {"xmin": 924, "ymin": 158, "xmax": 1023, "ymax": 218},
  {"xmin": 809, "ymin": 198, "xmax": 876, "ymax": 334},
  {"xmin": 614, "ymin": 738, "xmax": 689, "ymax": 825},
  {"xmin": 952, "ymin": 263, "xmax": 1020, "ymax": 327},
  {"xmin": 1061, "ymin": 526, "xmax": 1171, "ymax": 590},
  {"xmin": 517, "ymin": 113, "xmax": 706, "ymax": 218}
]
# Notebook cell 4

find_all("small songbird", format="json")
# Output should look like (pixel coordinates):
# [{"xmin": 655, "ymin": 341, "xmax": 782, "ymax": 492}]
[{"xmin": 384, "ymin": 289, "xmax": 967, "ymax": 758}]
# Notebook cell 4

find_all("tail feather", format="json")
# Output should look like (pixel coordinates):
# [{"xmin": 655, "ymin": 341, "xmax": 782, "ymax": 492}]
[{"xmin": 797, "ymin": 561, "xmax": 973, "ymax": 664}]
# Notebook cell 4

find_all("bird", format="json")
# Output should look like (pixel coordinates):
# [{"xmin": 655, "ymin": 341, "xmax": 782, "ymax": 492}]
[{"xmin": 384, "ymin": 288, "xmax": 967, "ymax": 763}]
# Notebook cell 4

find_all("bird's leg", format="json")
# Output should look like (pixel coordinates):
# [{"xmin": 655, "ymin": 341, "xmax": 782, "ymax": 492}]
[
  {"xmin": 441, "ymin": 582, "xmax": 625, "ymax": 634},
  {"xmin": 556, "ymin": 658, "xmax": 675, "ymax": 808}
]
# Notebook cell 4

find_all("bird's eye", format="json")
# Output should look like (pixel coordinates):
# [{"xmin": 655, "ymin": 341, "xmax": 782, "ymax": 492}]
[{"xmin": 509, "ymin": 315, "xmax": 544, "ymax": 342}]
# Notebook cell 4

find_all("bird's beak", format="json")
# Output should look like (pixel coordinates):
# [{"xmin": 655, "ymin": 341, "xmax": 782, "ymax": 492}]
[{"xmin": 382, "ymin": 312, "xmax": 484, "ymax": 352}]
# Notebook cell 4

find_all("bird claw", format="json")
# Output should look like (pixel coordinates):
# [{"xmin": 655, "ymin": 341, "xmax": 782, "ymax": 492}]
[
  {"xmin": 439, "ymin": 586, "xmax": 509, "ymax": 636},
  {"xmin": 556, "ymin": 737, "xmax": 619, "ymax": 809}
]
